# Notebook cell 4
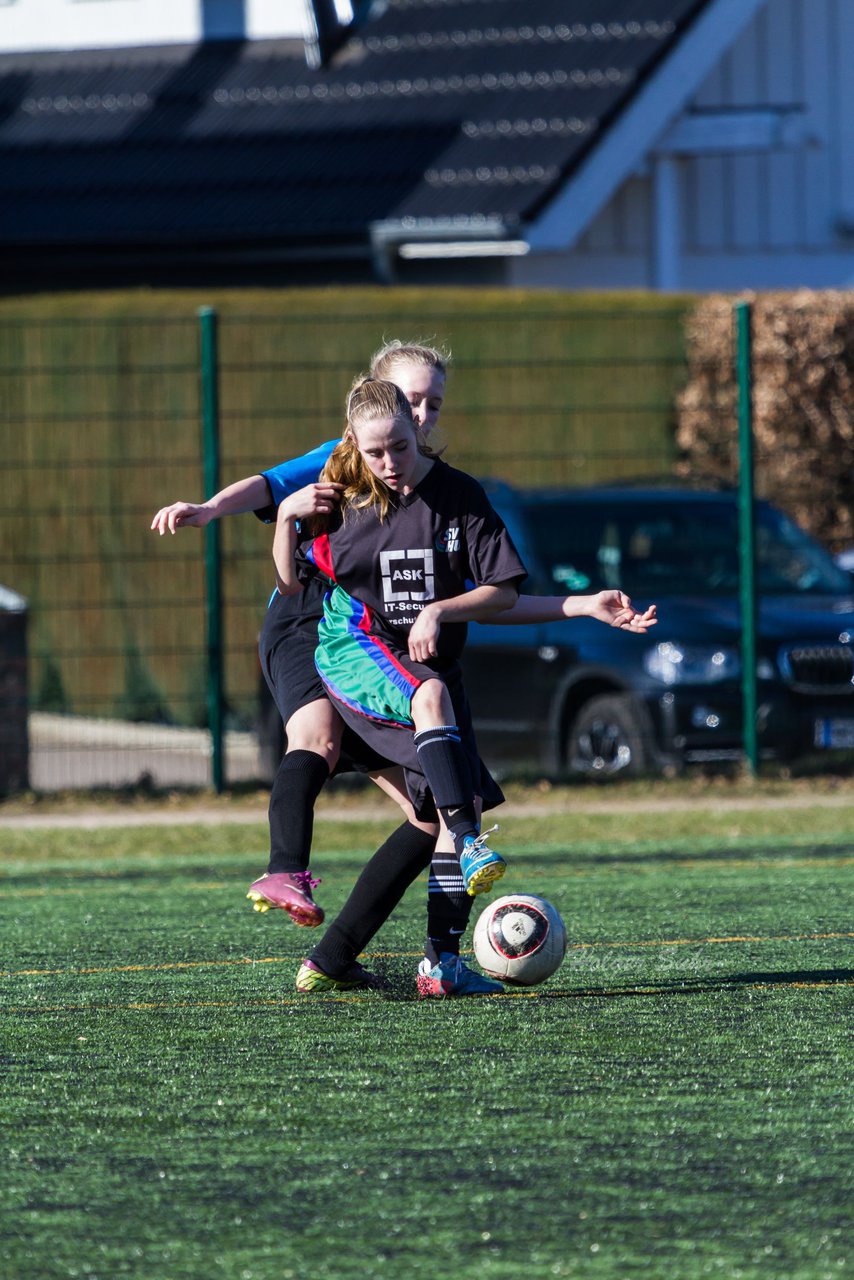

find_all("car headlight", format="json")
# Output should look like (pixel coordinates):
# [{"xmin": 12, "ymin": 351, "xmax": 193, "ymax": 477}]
[{"xmin": 643, "ymin": 641, "xmax": 741, "ymax": 685}]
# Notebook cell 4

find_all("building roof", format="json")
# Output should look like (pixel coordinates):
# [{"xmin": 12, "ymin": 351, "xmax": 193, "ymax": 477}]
[{"xmin": 0, "ymin": 0, "xmax": 719, "ymax": 274}]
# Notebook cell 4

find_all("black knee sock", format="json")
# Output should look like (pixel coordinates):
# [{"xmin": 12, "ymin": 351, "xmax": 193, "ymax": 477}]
[
  {"xmin": 309, "ymin": 821, "xmax": 435, "ymax": 977},
  {"xmin": 267, "ymin": 749, "xmax": 330, "ymax": 875},
  {"xmin": 424, "ymin": 845, "xmax": 474, "ymax": 966},
  {"xmin": 413, "ymin": 726, "xmax": 478, "ymax": 850}
]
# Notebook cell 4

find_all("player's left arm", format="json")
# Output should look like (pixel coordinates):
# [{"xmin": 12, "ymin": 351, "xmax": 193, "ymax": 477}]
[
  {"xmin": 481, "ymin": 591, "xmax": 658, "ymax": 632},
  {"xmin": 456, "ymin": 477, "xmax": 656, "ymax": 633}
]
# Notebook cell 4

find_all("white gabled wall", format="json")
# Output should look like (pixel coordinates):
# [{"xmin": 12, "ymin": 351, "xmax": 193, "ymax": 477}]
[
  {"xmin": 516, "ymin": 0, "xmax": 854, "ymax": 290},
  {"xmin": 0, "ymin": 0, "xmax": 310, "ymax": 52},
  {"xmin": 250, "ymin": 0, "xmax": 336, "ymax": 41}
]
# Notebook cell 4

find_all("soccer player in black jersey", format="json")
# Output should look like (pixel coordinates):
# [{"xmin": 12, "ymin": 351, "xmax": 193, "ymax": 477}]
[
  {"xmin": 273, "ymin": 377, "xmax": 530, "ymax": 991},
  {"xmin": 153, "ymin": 343, "xmax": 657, "ymax": 996}
]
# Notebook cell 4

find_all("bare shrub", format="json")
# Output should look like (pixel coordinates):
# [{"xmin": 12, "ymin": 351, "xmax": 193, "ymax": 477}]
[{"xmin": 676, "ymin": 291, "xmax": 854, "ymax": 551}]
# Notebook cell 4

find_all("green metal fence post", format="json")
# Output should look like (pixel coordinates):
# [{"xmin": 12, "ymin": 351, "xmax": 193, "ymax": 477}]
[
  {"xmin": 735, "ymin": 301, "xmax": 758, "ymax": 776},
  {"xmin": 199, "ymin": 307, "xmax": 224, "ymax": 793}
]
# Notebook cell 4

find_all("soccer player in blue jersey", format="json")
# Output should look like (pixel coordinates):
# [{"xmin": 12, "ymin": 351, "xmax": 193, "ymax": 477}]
[
  {"xmin": 152, "ymin": 343, "xmax": 455, "ymax": 931},
  {"xmin": 152, "ymin": 341, "xmax": 656, "ymax": 995}
]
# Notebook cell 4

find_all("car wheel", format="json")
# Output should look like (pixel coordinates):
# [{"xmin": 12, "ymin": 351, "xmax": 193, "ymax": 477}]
[{"xmin": 567, "ymin": 693, "xmax": 652, "ymax": 778}]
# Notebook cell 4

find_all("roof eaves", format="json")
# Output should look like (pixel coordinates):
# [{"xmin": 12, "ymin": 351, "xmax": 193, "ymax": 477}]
[
  {"xmin": 525, "ymin": 0, "xmax": 770, "ymax": 251},
  {"xmin": 370, "ymin": 212, "xmax": 516, "ymax": 268},
  {"xmin": 371, "ymin": 214, "xmax": 512, "ymax": 239}
]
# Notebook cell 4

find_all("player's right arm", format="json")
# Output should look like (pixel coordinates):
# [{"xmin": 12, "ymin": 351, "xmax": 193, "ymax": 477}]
[
  {"xmin": 150, "ymin": 438, "xmax": 340, "ymax": 535},
  {"xmin": 151, "ymin": 475, "xmax": 270, "ymax": 535},
  {"xmin": 272, "ymin": 483, "xmax": 343, "ymax": 596}
]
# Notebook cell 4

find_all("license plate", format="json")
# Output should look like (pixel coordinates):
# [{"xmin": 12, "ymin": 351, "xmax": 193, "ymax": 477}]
[{"xmin": 814, "ymin": 718, "xmax": 854, "ymax": 749}]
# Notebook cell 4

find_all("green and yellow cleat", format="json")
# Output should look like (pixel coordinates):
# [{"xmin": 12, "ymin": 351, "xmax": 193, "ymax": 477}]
[
  {"xmin": 247, "ymin": 893, "xmax": 273, "ymax": 914},
  {"xmin": 295, "ymin": 959, "xmax": 387, "ymax": 993}
]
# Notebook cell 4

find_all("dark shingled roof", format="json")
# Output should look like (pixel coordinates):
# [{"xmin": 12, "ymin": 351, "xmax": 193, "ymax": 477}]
[{"xmin": 0, "ymin": 0, "xmax": 713, "ymax": 266}]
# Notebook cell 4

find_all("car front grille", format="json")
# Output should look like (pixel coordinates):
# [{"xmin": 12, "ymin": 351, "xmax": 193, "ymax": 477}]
[{"xmin": 779, "ymin": 644, "xmax": 854, "ymax": 691}]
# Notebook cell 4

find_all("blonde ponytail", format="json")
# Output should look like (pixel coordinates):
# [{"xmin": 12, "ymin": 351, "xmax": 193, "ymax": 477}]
[{"xmin": 312, "ymin": 376, "xmax": 439, "ymax": 525}]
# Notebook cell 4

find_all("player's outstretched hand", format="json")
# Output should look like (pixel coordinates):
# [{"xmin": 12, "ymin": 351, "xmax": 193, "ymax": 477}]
[
  {"xmin": 592, "ymin": 591, "xmax": 658, "ymax": 632},
  {"xmin": 150, "ymin": 501, "xmax": 211, "ymax": 535}
]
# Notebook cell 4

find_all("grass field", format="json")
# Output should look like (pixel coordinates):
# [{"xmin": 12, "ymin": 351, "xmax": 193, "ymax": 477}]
[{"xmin": 2, "ymin": 790, "xmax": 852, "ymax": 1280}]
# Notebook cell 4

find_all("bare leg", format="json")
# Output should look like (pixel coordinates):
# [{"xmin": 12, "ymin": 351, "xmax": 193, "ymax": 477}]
[
  {"xmin": 369, "ymin": 766, "xmax": 439, "ymax": 835},
  {"xmin": 283, "ymin": 698, "xmax": 344, "ymax": 765},
  {"xmin": 410, "ymin": 678, "xmax": 455, "ymax": 733}
]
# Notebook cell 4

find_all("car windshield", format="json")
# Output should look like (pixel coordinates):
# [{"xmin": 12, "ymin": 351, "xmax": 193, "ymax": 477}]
[{"xmin": 522, "ymin": 497, "xmax": 852, "ymax": 598}]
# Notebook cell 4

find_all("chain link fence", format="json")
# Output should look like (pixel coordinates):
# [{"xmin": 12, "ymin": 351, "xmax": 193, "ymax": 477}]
[{"xmin": 4, "ymin": 293, "xmax": 850, "ymax": 793}]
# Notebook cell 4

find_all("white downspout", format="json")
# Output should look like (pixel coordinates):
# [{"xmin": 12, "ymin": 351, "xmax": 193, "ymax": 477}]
[{"xmin": 652, "ymin": 153, "xmax": 682, "ymax": 290}]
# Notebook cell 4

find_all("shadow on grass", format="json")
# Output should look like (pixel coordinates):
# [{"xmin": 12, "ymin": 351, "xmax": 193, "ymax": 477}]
[
  {"xmin": 347, "ymin": 966, "xmax": 854, "ymax": 1004},
  {"xmin": 520, "ymin": 843, "xmax": 854, "ymax": 868}
]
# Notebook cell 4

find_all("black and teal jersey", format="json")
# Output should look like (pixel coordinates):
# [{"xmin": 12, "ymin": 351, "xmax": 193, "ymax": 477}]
[{"xmin": 298, "ymin": 459, "xmax": 527, "ymax": 665}]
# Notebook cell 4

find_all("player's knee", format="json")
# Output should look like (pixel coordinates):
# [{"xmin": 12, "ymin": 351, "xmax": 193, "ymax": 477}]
[
  {"xmin": 398, "ymin": 804, "xmax": 440, "ymax": 838},
  {"xmin": 412, "ymin": 678, "xmax": 452, "ymax": 726},
  {"xmin": 285, "ymin": 726, "xmax": 341, "ymax": 766},
  {"xmin": 285, "ymin": 704, "xmax": 343, "ymax": 766},
  {"xmin": 288, "ymin": 737, "xmax": 339, "ymax": 767}
]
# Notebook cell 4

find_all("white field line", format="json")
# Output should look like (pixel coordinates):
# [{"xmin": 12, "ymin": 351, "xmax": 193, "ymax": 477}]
[{"xmin": 4, "ymin": 791, "xmax": 854, "ymax": 829}]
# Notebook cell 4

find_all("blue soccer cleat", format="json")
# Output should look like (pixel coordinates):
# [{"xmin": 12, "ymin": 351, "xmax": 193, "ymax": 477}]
[{"xmin": 459, "ymin": 824, "xmax": 505, "ymax": 896}]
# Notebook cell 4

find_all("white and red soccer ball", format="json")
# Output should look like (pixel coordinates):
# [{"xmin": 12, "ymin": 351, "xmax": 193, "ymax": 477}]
[{"xmin": 473, "ymin": 893, "xmax": 567, "ymax": 986}]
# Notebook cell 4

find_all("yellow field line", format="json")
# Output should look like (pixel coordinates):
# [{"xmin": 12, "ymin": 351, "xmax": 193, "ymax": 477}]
[
  {"xmin": 3, "ymin": 931, "xmax": 853, "ymax": 980},
  {"xmin": 567, "ymin": 930, "xmax": 854, "ymax": 950},
  {"xmin": 8, "ymin": 955, "xmax": 294, "ymax": 977},
  {"xmin": 5, "ymin": 975, "xmax": 853, "ymax": 1015}
]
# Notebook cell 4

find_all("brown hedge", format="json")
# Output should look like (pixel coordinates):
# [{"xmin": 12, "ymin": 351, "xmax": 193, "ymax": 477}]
[{"xmin": 676, "ymin": 290, "xmax": 854, "ymax": 552}]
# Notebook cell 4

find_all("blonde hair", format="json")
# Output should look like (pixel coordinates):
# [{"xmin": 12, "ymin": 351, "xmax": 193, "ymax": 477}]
[
  {"xmin": 370, "ymin": 339, "xmax": 450, "ymax": 381},
  {"xmin": 317, "ymin": 376, "xmax": 438, "ymax": 524}
]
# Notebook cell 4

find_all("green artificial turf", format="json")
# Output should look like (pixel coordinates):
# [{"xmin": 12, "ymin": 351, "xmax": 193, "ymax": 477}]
[{"xmin": 2, "ymin": 810, "xmax": 852, "ymax": 1280}]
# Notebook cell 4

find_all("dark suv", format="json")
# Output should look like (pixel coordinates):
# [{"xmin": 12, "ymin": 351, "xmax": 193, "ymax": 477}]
[{"xmin": 459, "ymin": 483, "xmax": 854, "ymax": 777}]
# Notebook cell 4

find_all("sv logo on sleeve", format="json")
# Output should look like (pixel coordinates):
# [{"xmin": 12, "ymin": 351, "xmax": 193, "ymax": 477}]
[{"xmin": 380, "ymin": 548, "xmax": 435, "ymax": 602}]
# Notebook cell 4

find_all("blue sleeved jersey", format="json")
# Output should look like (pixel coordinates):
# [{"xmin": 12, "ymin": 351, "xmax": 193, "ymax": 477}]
[{"xmin": 254, "ymin": 438, "xmax": 339, "ymax": 523}]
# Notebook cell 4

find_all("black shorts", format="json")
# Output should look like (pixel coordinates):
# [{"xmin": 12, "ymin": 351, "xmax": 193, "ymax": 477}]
[
  {"xmin": 259, "ymin": 585, "xmax": 504, "ymax": 820},
  {"xmin": 259, "ymin": 581, "xmax": 327, "ymax": 727},
  {"xmin": 331, "ymin": 663, "xmax": 505, "ymax": 823},
  {"xmin": 259, "ymin": 584, "xmax": 394, "ymax": 775}
]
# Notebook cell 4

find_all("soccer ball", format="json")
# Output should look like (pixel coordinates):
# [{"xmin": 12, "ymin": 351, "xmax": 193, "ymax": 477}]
[{"xmin": 473, "ymin": 894, "xmax": 567, "ymax": 987}]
